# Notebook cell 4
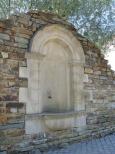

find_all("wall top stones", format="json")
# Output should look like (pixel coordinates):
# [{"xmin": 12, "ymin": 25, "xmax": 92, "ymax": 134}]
[{"xmin": 0, "ymin": 11, "xmax": 101, "ymax": 54}]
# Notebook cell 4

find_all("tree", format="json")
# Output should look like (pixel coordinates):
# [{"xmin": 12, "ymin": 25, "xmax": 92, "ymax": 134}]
[{"xmin": 0, "ymin": 0, "xmax": 114, "ymax": 50}]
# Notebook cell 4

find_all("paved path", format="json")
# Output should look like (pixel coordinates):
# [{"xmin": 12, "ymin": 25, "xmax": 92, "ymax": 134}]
[{"xmin": 43, "ymin": 134, "xmax": 115, "ymax": 154}]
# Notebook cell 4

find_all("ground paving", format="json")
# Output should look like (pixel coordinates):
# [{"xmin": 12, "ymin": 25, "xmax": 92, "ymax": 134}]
[{"xmin": 43, "ymin": 134, "xmax": 115, "ymax": 154}]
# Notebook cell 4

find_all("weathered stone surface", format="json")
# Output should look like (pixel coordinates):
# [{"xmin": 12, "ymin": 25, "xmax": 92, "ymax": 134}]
[
  {"xmin": 14, "ymin": 42, "xmax": 28, "ymax": 49},
  {"xmin": 84, "ymin": 68, "xmax": 93, "ymax": 74},
  {"xmin": 1, "ymin": 52, "xmax": 8, "ymax": 59},
  {"xmin": 12, "ymin": 27, "xmax": 33, "ymax": 35},
  {"xmin": 0, "ymin": 33, "xmax": 10, "ymax": 41},
  {"xmin": 94, "ymin": 71, "xmax": 101, "ymax": 75},
  {"xmin": 0, "ymin": 151, "xmax": 7, "ymax": 154},
  {"xmin": 0, "ymin": 11, "xmax": 114, "ymax": 153},
  {"xmin": 0, "ymin": 122, "xmax": 24, "ymax": 130},
  {"xmin": 100, "ymin": 76, "xmax": 108, "ymax": 80},
  {"xmin": 8, "ymin": 52, "xmax": 25, "ymax": 60},
  {"xmin": 15, "ymin": 37, "xmax": 29, "ymax": 44}
]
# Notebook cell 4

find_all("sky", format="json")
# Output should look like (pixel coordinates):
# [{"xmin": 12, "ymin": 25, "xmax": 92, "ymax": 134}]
[
  {"xmin": 105, "ymin": 45, "xmax": 115, "ymax": 71},
  {"xmin": 105, "ymin": 0, "xmax": 115, "ymax": 70}
]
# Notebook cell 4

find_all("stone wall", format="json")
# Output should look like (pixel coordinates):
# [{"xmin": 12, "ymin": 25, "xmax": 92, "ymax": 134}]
[
  {"xmin": 0, "ymin": 11, "xmax": 115, "ymax": 151},
  {"xmin": 83, "ymin": 39, "xmax": 115, "ymax": 135}
]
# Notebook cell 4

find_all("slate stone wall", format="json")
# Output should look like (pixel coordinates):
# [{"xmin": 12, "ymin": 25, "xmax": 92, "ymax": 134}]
[
  {"xmin": 0, "ymin": 11, "xmax": 115, "ymax": 150},
  {"xmin": 0, "ymin": 12, "xmax": 73, "ymax": 142},
  {"xmin": 82, "ymin": 39, "xmax": 115, "ymax": 135}
]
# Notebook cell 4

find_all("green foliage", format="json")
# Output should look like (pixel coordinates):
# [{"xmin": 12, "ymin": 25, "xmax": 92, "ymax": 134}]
[{"xmin": 0, "ymin": 0, "xmax": 114, "ymax": 50}]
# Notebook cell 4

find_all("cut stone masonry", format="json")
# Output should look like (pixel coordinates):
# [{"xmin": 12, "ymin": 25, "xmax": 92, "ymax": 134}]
[{"xmin": 0, "ymin": 11, "xmax": 115, "ymax": 152}]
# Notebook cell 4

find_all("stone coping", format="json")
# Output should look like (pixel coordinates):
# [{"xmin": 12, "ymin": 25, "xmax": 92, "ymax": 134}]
[{"xmin": 25, "ymin": 110, "xmax": 86, "ymax": 119}]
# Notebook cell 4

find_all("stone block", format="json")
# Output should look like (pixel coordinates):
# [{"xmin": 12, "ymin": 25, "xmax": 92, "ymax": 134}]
[
  {"xmin": 107, "ymin": 71, "xmax": 112, "ymax": 76},
  {"xmin": 6, "ymin": 102, "xmax": 24, "ymax": 113},
  {"xmin": 25, "ymin": 117, "xmax": 45, "ymax": 134},
  {"xmin": 0, "ymin": 115, "xmax": 8, "ymax": 124},
  {"xmin": 0, "ymin": 151, "xmax": 7, "ymax": 154},
  {"xmin": 17, "ymin": 17, "xmax": 30, "ymax": 25},
  {"xmin": 0, "ymin": 33, "xmax": 10, "ymax": 40},
  {"xmin": 101, "ymin": 71, "xmax": 107, "ymax": 76},
  {"xmin": 6, "ymin": 128, "xmax": 24, "ymax": 137},
  {"xmin": 0, "ymin": 95, "xmax": 18, "ymax": 101},
  {"xmin": 19, "ymin": 67, "xmax": 28, "ymax": 78},
  {"xmin": 107, "ymin": 102, "xmax": 115, "ymax": 109},
  {"xmin": 19, "ymin": 60, "xmax": 27, "ymax": 67},
  {"xmin": 12, "ymin": 27, "xmax": 33, "ymax": 35},
  {"xmin": 8, "ymin": 81, "xmax": 16, "ymax": 87},
  {"xmin": 1, "ymin": 52, "xmax": 8, "ymax": 59},
  {"xmin": 19, "ymin": 88, "xmax": 28, "ymax": 103},
  {"xmin": 10, "ymin": 108, "xmax": 17, "ymax": 113},
  {"xmin": 0, "ymin": 58, "xmax": 4, "ymax": 64},
  {"xmin": 15, "ymin": 36, "xmax": 29, "ymax": 44},
  {"xmin": 0, "ymin": 39, "xmax": 4, "ymax": 43},
  {"xmin": 8, "ymin": 52, "xmax": 25, "ymax": 60},
  {"xmin": 18, "ymin": 78, "xmax": 28, "ymax": 87},
  {"xmin": 0, "ymin": 122, "xmax": 24, "ymax": 130},
  {"xmin": 32, "ymin": 23, "xmax": 37, "ymax": 32},
  {"xmin": 94, "ymin": 71, "xmax": 101, "ymax": 75},
  {"xmin": 83, "ymin": 74, "xmax": 89, "ymax": 82},
  {"xmin": 100, "ymin": 76, "xmax": 108, "ymax": 80},
  {"xmin": 16, "ymin": 33, "xmax": 30, "ymax": 39},
  {"xmin": 14, "ymin": 42, "xmax": 28, "ymax": 49},
  {"xmin": 0, "ymin": 22, "xmax": 5, "ymax": 28},
  {"xmin": 85, "ymin": 68, "xmax": 93, "ymax": 74}
]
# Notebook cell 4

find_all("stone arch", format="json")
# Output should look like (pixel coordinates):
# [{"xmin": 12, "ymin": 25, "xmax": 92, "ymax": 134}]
[
  {"xmin": 24, "ymin": 24, "xmax": 85, "ymax": 114},
  {"xmin": 19, "ymin": 24, "xmax": 87, "ymax": 133},
  {"xmin": 30, "ymin": 25, "xmax": 85, "ymax": 63}
]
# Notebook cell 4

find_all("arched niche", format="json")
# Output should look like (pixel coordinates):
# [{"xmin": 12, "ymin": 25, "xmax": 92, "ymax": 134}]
[
  {"xmin": 25, "ymin": 24, "xmax": 85, "ymax": 114},
  {"xmin": 39, "ymin": 39, "xmax": 71, "ymax": 112}
]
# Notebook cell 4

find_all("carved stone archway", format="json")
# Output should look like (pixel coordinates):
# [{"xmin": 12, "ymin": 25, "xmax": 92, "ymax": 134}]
[{"xmin": 19, "ymin": 25, "xmax": 86, "ymax": 134}]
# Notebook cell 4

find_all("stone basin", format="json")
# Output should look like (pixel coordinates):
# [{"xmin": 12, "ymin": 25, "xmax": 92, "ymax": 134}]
[
  {"xmin": 25, "ymin": 111, "xmax": 86, "ymax": 134},
  {"xmin": 43, "ymin": 112, "xmax": 76, "ymax": 130}
]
